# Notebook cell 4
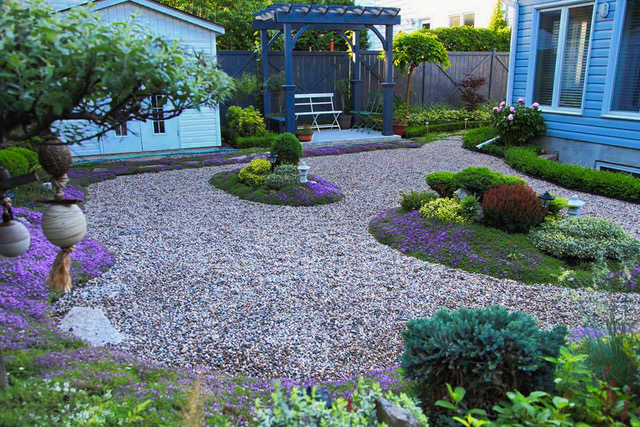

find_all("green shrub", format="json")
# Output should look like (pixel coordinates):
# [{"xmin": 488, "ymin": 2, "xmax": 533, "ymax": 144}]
[
  {"xmin": 504, "ymin": 147, "xmax": 640, "ymax": 201},
  {"xmin": 407, "ymin": 104, "xmax": 493, "ymax": 127},
  {"xmin": 461, "ymin": 126, "xmax": 498, "ymax": 150},
  {"xmin": 399, "ymin": 190, "xmax": 438, "ymax": 211},
  {"xmin": 453, "ymin": 166, "xmax": 525, "ymax": 198},
  {"xmin": 233, "ymin": 132, "xmax": 278, "ymax": 149},
  {"xmin": 492, "ymin": 101, "xmax": 547, "ymax": 146},
  {"xmin": 7, "ymin": 147, "xmax": 38, "ymax": 168},
  {"xmin": 482, "ymin": 184, "xmax": 546, "ymax": 233},
  {"xmin": 225, "ymin": 106, "xmax": 266, "ymax": 138},
  {"xmin": 419, "ymin": 197, "xmax": 469, "ymax": 223},
  {"xmin": 264, "ymin": 164, "xmax": 299, "ymax": 190},
  {"xmin": 0, "ymin": 149, "xmax": 29, "ymax": 177},
  {"xmin": 529, "ymin": 217, "xmax": 640, "ymax": 261},
  {"xmin": 405, "ymin": 120, "xmax": 491, "ymax": 138},
  {"xmin": 271, "ymin": 133, "xmax": 302, "ymax": 165},
  {"xmin": 424, "ymin": 27, "xmax": 511, "ymax": 52},
  {"xmin": 402, "ymin": 306, "xmax": 566, "ymax": 413},
  {"xmin": 238, "ymin": 159, "xmax": 271, "ymax": 188},
  {"xmin": 546, "ymin": 195, "xmax": 568, "ymax": 218},
  {"xmin": 459, "ymin": 194, "xmax": 480, "ymax": 221},
  {"xmin": 425, "ymin": 171, "xmax": 457, "ymax": 197}
]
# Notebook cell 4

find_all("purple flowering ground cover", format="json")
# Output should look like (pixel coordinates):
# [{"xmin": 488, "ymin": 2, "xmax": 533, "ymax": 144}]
[{"xmin": 210, "ymin": 170, "xmax": 344, "ymax": 207}]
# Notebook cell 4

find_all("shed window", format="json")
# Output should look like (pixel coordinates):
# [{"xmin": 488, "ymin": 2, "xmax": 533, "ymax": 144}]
[
  {"xmin": 611, "ymin": 0, "xmax": 640, "ymax": 113},
  {"xmin": 151, "ymin": 95, "xmax": 166, "ymax": 134},
  {"xmin": 114, "ymin": 123, "xmax": 128, "ymax": 137},
  {"xmin": 533, "ymin": 4, "xmax": 593, "ymax": 110}
]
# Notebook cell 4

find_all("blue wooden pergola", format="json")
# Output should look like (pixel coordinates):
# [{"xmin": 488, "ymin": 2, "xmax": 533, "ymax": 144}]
[{"xmin": 253, "ymin": 4, "xmax": 401, "ymax": 136}]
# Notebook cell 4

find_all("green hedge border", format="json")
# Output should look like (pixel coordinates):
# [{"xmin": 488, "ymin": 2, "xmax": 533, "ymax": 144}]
[{"xmin": 405, "ymin": 120, "xmax": 491, "ymax": 139}]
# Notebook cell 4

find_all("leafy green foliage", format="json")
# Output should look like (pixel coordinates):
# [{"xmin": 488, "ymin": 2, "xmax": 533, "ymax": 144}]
[
  {"xmin": 405, "ymin": 120, "xmax": 491, "ymax": 138},
  {"xmin": 226, "ymin": 106, "xmax": 267, "ymax": 138},
  {"xmin": 419, "ymin": 197, "xmax": 469, "ymax": 223},
  {"xmin": 233, "ymin": 132, "xmax": 279, "ymax": 149},
  {"xmin": 6, "ymin": 147, "xmax": 38, "ymax": 169},
  {"xmin": 424, "ymin": 27, "xmax": 511, "ymax": 52},
  {"xmin": 488, "ymin": 0, "xmax": 509, "ymax": 30},
  {"xmin": 401, "ymin": 306, "xmax": 566, "ymax": 414},
  {"xmin": 504, "ymin": 147, "xmax": 640, "ymax": 201},
  {"xmin": 408, "ymin": 104, "xmax": 493, "ymax": 126},
  {"xmin": 230, "ymin": 73, "xmax": 260, "ymax": 105},
  {"xmin": 459, "ymin": 195, "xmax": 481, "ymax": 221},
  {"xmin": 255, "ymin": 378, "xmax": 428, "ymax": 426},
  {"xmin": 461, "ymin": 127, "xmax": 498, "ymax": 150},
  {"xmin": 425, "ymin": 171, "xmax": 457, "ymax": 197},
  {"xmin": 0, "ymin": 149, "xmax": 29, "ymax": 177},
  {"xmin": 390, "ymin": 32, "xmax": 450, "ymax": 118},
  {"xmin": 529, "ymin": 217, "xmax": 640, "ymax": 261},
  {"xmin": 271, "ymin": 133, "xmax": 303, "ymax": 165},
  {"xmin": 492, "ymin": 102, "xmax": 547, "ymax": 146},
  {"xmin": 238, "ymin": 159, "xmax": 271, "ymax": 188},
  {"xmin": 482, "ymin": 184, "xmax": 546, "ymax": 233},
  {"xmin": 0, "ymin": 0, "xmax": 231, "ymax": 145},
  {"xmin": 264, "ymin": 164, "xmax": 299, "ymax": 190},
  {"xmin": 451, "ymin": 167, "xmax": 525, "ymax": 199},
  {"xmin": 399, "ymin": 190, "xmax": 438, "ymax": 211}
]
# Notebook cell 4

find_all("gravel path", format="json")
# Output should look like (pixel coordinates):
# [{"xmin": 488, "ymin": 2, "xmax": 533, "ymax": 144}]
[{"xmin": 55, "ymin": 138, "xmax": 640, "ymax": 380}]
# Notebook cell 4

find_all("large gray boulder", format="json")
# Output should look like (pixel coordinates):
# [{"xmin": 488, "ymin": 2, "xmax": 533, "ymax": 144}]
[{"xmin": 376, "ymin": 398, "xmax": 420, "ymax": 427}]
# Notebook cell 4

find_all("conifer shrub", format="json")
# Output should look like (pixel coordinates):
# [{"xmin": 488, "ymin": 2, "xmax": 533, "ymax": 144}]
[{"xmin": 271, "ymin": 133, "xmax": 302, "ymax": 165}]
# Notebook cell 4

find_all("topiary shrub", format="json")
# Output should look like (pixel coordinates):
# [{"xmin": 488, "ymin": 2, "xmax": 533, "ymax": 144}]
[
  {"xmin": 425, "ymin": 171, "xmax": 456, "ymax": 197},
  {"xmin": 264, "ymin": 164, "xmax": 299, "ymax": 190},
  {"xmin": 226, "ymin": 106, "xmax": 267, "ymax": 138},
  {"xmin": 233, "ymin": 132, "xmax": 278, "ymax": 149},
  {"xmin": 238, "ymin": 159, "xmax": 271, "ymax": 188},
  {"xmin": 0, "ymin": 149, "xmax": 29, "ymax": 177},
  {"xmin": 453, "ymin": 167, "xmax": 525, "ymax": 199},
  {"xmin": 271, "ymin": 133, "xmax": 302, "ymax": 165},
  {"xmin": 482, "ymin": 184, "xmax": 546, "ymax": 233},
  {"xmin": 7, "ymin": 147, "xmax": 39, "ymax": 168},
  {"xmin": 419, "ymin": 197, "xmax": 469, "ymax": 223},
  {"xmin": 402, "ymin": 306, "xmax": 567, "ymax": 414},
  {"xmin": 529, "ymin": 217, "xmax": 640, "ymax": 261},
  {"xmin": 399, "ymin": 190, "xmax": 438, "ymax": 211},
  {"xmin": 461, "ymin": 126, "xmax": 498, "ymax": 150}
]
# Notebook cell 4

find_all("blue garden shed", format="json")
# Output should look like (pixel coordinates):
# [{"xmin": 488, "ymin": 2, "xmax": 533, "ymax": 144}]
[{"xmin": 506, "ymin": 0, "xmax": 640, "ymax": 172}]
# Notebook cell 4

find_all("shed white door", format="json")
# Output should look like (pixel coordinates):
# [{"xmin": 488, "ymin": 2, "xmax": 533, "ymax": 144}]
[{"xmin": 140, "ymin": 96, "xmax": 180, "ymax": 151}]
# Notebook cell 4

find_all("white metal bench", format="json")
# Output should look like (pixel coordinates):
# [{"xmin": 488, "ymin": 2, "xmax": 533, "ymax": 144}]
[{"xmin": 294, "ymin": 93, "xmax": 341, "ymax": 131}]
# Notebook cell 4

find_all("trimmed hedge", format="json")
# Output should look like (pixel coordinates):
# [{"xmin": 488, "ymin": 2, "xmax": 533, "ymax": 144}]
[
  {"xmin": 504, "ymin": 147, "xmax": 640, "ymax": 202},
  {"xmin": 424, "ymin": 27, "xmax": 511, "ymax": 52},
  {"xmin": 0, "ymin": 150, "xmax": 29, "ymax": 177},
  {"xmin": 233, "ymin": 132, "xmax": 278, "ymax": 149},
  {"xmin": 405, "ymin": 120, "xmax": 491, "ymax": 139},
  {"xmin": 461, "ymin": 126, "xmax": 498, "ymax": 150},
  {"xmin": 7, "ymin": 147, "xmax": 38, "ymax": 168}
]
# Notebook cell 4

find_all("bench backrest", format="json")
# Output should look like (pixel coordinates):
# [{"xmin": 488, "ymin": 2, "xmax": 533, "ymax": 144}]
[{"xmin": 294, "ymin": 93, "xmax": 338, "ymax": 118}]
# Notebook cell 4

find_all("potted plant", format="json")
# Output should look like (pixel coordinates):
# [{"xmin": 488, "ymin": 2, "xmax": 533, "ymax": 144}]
[
  {"xmin": 335, "ymin": 78, "xmax": 352, "ymax": 129},
  {"xmin": 295, "ymin": 124, "xmax": 314, "ymax": 142},
  {"xmin": 389, "ymin": 32, "xmax": 450, "ymax": 136}
]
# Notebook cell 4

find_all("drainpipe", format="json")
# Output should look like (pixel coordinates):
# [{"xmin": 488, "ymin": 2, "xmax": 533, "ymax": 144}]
[
  {"xmin": 503, "ymin": 0, "xmax": 519, "ymax": 105},
  {"xmin": 476, "ymin": 136, "xmax": 500, "ymax": 149}
]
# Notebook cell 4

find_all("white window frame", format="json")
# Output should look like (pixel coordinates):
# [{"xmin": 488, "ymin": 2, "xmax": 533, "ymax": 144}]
[
  {"xmin": 526, "ymin": 0, "xmax": 597, "ymax": 115},
  {"xmin": 449, "ymin": 12, "xmax": 475, "ymax": 27},
  {"xmin": 151, "ymin": 95, "xmax": 167, "ymax": 135},
  {"xmin": 601, "ymin": 0, "xmax": 640, "ymax": 120},
  {"xmin": 417, "ymin": 18, "xmax": 431, "ymax": 29}
]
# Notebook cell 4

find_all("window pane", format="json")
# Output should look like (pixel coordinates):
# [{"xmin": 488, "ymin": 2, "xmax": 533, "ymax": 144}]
[
  {"xmin": 533, "ymin": 10, "xmax": 562, "ymax": 106},
  {"xmin": 559, "ymin": 6, "xmax": 593, "ymax": 108},
  {"xmin": 612, "ymin": 0, "xmax": 640, "ymax": 112},
  {"xmin": 463, "ymin": 13, "xmax": 475, "ymax": 27},
  {"xmin": 450, "ymin": 15, "xmax": 460, "ymax": 27}
]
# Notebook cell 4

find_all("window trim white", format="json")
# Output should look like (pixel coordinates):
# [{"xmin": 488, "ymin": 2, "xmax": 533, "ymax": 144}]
[
  {"xmin": 526, "ymin": 1, "xmax": 596, "ymax": 115},
  {"xmin": 601, "ymin": 0, "xmax": 640, "ymax": 119}
]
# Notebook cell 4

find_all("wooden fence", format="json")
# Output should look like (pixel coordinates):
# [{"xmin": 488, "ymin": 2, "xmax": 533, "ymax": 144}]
[{"xmin": 217, "ymin": 50, "xmax": 509, "ymax": 119}]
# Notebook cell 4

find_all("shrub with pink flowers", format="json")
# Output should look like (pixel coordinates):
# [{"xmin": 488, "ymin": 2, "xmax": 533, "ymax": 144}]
[{"xmin": 492, "ymin": 99, "xmax": 547, "ymax": 146}]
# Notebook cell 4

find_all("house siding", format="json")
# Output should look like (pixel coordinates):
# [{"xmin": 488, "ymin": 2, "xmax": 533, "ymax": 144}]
[{"xmin": 511, "ymin": 0, "xmax": 640, "ymax": 158}]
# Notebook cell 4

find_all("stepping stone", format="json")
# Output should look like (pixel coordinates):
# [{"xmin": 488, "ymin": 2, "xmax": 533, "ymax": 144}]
[{"xmin": 58, "ymin": 306, "xmax": 125, "ymax": 346}]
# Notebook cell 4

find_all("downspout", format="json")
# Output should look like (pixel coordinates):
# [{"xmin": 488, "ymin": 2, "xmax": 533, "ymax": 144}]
[{"xmin": 503, "ymin": 0, "xmax": 520, "ymax": 105}]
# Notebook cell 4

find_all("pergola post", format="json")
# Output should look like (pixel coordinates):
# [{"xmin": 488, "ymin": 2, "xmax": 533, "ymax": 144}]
[
  {"xmin": 351, "ymin": 31, "xmax": 362, "ymax": 113},
  {"xmin": 381, "ymin": 24, "xmax": 395, "ymax": 136},
  {"xmin": 260, "ymin": 29, "xmax": 271, "ymax": 116},
  {"xmin": 283, "ymin": 23, "xmax": 297, "ymax": 134}
]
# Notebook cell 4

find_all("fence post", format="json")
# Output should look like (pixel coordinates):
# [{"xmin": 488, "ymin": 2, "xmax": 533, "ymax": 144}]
[{"xmin": 487, "ymin": 48, "xmax": 496, "ymax": 101}]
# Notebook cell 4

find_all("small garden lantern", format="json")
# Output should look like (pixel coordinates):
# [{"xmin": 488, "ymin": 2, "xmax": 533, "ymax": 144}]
[
  {"xmin": 267, "ymin": 152, "xmax": 278, "ymax": 171},
  {"xmin": 298, "ymin": 161, "xmax": 310, "ymax": 183},
  {"xmin": 567, "ymin": 195, "xmax": 585, "ymax": 217},
  {"xmin": 538, "ymin": 191, "xmax": 555, "ymax": 209}
]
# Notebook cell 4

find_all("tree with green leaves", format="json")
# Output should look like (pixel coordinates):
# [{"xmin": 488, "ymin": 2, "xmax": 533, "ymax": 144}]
[
  {"xmin": 390, "ymin": 32, "xmax": 450, "ymax": 119},
  {"xmin": 489, "ymin": 0, "xmax": 509, "ymax": 31},
  {"xmin": 0, "ymin": 0, "xmax": 232, "ymax": 147}
]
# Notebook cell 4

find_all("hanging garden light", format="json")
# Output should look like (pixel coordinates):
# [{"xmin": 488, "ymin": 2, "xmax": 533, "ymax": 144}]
[{"xmin": 538, "ymin": 191, "xmax": 555, "ymax": 209}]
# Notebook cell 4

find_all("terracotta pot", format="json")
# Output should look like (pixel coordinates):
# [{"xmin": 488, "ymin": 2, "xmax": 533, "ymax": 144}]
[
  {"xmin": 42, "ymin": 203, "xmax": 87, "ymax": 248},
  {"xmin": 296, "ymin": 133, "xmax": 313, "ymax": 142},
  {"xmin": 0, "ymin": 220, "xmax": 31, "ymax": 257},
  {"xmin": 392, "ymin": 123, "xmax": 408, "ymax": 137}
]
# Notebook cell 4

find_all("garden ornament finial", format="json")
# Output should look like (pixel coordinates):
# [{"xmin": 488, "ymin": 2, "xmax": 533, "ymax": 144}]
[{"xmin": 0, "ymin": 167, "xmax": 38, "ymax": 258}]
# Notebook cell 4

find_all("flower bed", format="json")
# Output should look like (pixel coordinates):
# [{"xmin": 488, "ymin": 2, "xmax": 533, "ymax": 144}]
[{"xmin": 210, "ymin": 169, "xmax": 344, "ymax": 207}]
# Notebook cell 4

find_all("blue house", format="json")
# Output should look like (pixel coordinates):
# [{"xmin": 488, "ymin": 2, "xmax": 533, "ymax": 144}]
[{"xmin": 506, "ymin": 0, "xmax": 640, "ymax": 173}]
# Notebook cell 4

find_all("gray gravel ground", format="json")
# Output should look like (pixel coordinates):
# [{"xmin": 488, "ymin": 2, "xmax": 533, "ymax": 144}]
[{"xmin": 55, "ymin": 138, "xmax": 640, "ymax": 380}]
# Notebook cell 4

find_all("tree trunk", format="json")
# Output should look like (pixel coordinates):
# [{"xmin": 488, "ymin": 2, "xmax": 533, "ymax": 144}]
[
  {"xmin": 405, "ymin": 65, "xmax": 416, "ymax": 119},
  {"xmin": 0, "ymin": 344, "xmax": 8, "ymax": 391}
]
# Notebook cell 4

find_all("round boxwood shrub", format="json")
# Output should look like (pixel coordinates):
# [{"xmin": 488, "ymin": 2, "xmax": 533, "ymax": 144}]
[
  {"xmin": 453, "ymin": 167, "xmax": 524, "ymax": 199},
  {"xmin": 482, "ymin": 184, "xmax": 546, "ymax": 233},
  {"xmin": 402, "ymin": 306, "xmax": 566, "ymax": 414},
  {"xmin": 425, "ymin": 171, "xmax": 456, "ymax": 197},
  {"xmin": 264, "ymin": 164, "xmax": 299, "ymax": 190},
  {"xmin": 7, "ymin": 147, "xmax": 38, "ymax": 168},
  {"xmin": 238, "ymin": 159, "xmax": 271, "ymax": 188},
  {"xmin": 0, "ymin": 149, "xmax": 29, "ymax": 177},
  {"xmin": 271, "ymin": 133, "xmax": 302, "ymax": 165},
  {"xmin": 529, "ymin": 217, "xmax": 640, "ymax": 261}
]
